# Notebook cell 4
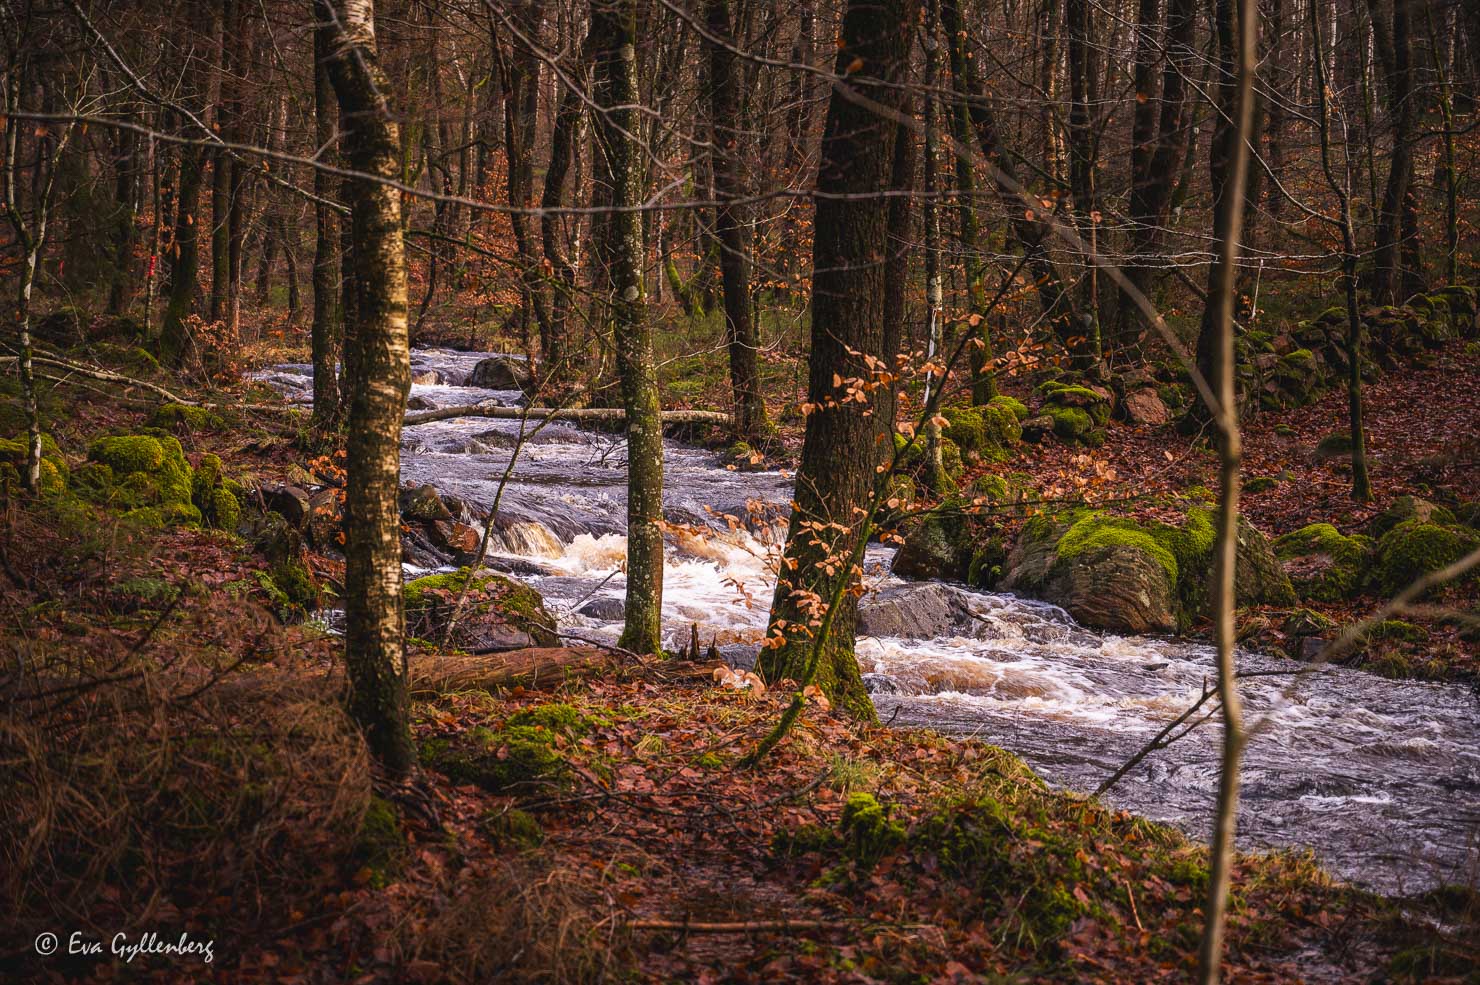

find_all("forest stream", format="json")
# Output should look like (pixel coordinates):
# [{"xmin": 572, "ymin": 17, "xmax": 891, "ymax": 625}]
[{"xmin": 262, "ymin": 349, "xmax": 1480, "ymax": 897}]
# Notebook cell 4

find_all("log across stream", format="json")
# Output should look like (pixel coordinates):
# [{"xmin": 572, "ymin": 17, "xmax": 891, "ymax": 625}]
[{"xmin": 261, "ymin": 349, "xmax": 1480, "ymax": 895}]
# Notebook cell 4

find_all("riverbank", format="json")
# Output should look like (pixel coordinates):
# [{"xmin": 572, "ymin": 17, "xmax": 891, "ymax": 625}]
[{"xmin": 4, "ymin": 334, "xmax": 1478, "ymax": 981}]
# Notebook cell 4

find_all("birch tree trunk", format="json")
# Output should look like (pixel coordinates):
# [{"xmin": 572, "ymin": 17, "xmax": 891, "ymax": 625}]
[
  {"xmin": 591, "ymin": 0, "xmax": 665, "ymax": 656},
  {"xmin": 319, "ymin": 0, "xmax": 416, "ymax": 777}
]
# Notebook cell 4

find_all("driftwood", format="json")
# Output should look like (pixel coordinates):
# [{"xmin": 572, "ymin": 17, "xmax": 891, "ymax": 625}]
[
  {"xmin": 3, "ymin": 354, "xmax": 302, "ymax": 414},
  {"xmin": 407, "ymin": 645, "xmax": 609, "ymax": 695},
  {"xmin": 402, "ymin": 403, "xmax": 731, "ymax": 427}
]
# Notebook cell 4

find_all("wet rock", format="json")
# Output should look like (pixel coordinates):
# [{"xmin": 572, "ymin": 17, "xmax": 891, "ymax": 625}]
[
  {"xmin": 1292, "ymin": 636, "xmax": 1331, "ymax": 662},
  {"xmin": 858, "ymin": 583, "xmax": 978, "ymax": 639},
  {"xmin": 261, "ymin": 483, "xmax": 311, "ymax": 530},
  {"xmin": 576, "ymin": 597, "xmax": 625, "ymax": 621},
  {"xmin": 862, "ymin": 673, "xmax": 902, "ymax": 695},
  {"xmin": 406, "ymin": 394, "xmax": 438, "ymax": 411},
  {"xmin": 1283, "ymin": 608, "xmax": 1335, "ymax": 637},
  {"xmin": 400, "ymin": 483, "xmax": 452, "ymax": 522},
  {"xmin": 470, "ymin": 354, "xmax": 531, "ymax": 390},
  {"xmin": 411, "ymin": 369, "xmax": 443, "ymax": 385},
  {"xmin": 430, "ymin": 520, "xmax": 482, "ymax": 555},
  {"xmin": 1121, "ymin": 388, "xmax": 1170, "ymax": 426}
]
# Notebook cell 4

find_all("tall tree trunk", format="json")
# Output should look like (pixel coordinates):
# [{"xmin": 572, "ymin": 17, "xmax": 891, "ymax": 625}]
[
  {"xmin": 160, "ymin": 136, "xmax": 204, "ymax": 366},
  {"xmin": 1369, "ymin": 0, "xmax": 1421, "ymax": 304},
  {"xmin": 539, "ymin": 50, "xmax": 583, "ymax": 392},
  {"xmin": 1065, "ymin": 0, "xmax": 1102, "ymax": 363},
  {"xmin": 319, "ymin": 0, "xmax": 416, "ymax": 777},
  {"xmin": 707, "ymin": 0, "xmax": 770, "ymax": 441},
  {"xmin": 312, "ymin": 15, "xmax": 342, "ymax": 430},
  {"xmin": 591, "ymin": 0, "xmax": 664, "ymax": 656},
  {"xmin": 1187, "ymin": 0, "xmax": 1248, "ymax": 433},
  {"xmin": 758, "ymin": 0, "xmax": 919, "ymax": 720},
  {"xmin": 106, "ymin": 126, "xmax": 138, "ymax": 315}
]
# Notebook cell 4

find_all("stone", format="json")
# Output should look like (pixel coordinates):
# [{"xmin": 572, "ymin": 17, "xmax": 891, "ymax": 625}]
[
  {"xmin": 406, "ymin": 394, "xmax": 438, "ymax": 411},
  {"xmin": 1367, "ymin": 496, "xmax": 1456, "ymax": 539},
  {"xmin": 1121, "ymin": 388, "xmax": 1170, "ymax": 426},
  {"xmin": 1283, "ymin": 608, "xmax": 1335, "ymax": 637},
  {"xmin": 1020, "ymin": 415, "xmax": 1056, "ymax": 444},
  {"xmin": 469, "ymin": 354, "xmax": 532, "ymax": 390},
  {"xmin": 400, "ymin": 483, "xmax": 452, "ymax": 522},
  {"xmin": 857, "ymin": 583, "xmax": 978, "ymax": 639},
  {"xmin": 307, "ymin": 487, "xmax": 344, "ymax": 549},
  {"xmin": 1369, "ymin": 519, "xmax": 1480, "ymax": 596},
  {"xmin": 576, "ymin": 597, "xmax": 625, "ymax": 621},
  {"xmin": 404, "ymin": 568, "xmax": 559, "ymax": 650},
  {"xmin": 1274, "ymin": 523, "xmax": 1373, "ymax": 602},
  {"xmin": 261, "ymin": 483, "xmax": 311, "ymax": 529},
  {"xmin": 430, "ymin": 520, "xmax": 482, "ymax": 555},
  {"xmin": 410, "ymin": 369, "xmax": 442, "ymax": 385}
]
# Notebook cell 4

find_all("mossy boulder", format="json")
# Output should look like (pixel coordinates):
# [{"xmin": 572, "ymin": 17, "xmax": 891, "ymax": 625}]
[
  {"xmin": 0, "ymin": 433, "xmax": 68, "ymax": 495},
  {"xmin": 892, "ymin": 497, "xmax": 1002, "ymax": 585},
  {"xmin": 250, "ymin": 511, "xmax": 320, "ymax": 610},
  {"xmin": 190, "ymin": 453, "xmax": 242, "ymax": 531},
  {"xmin": 83, "ymin": 433, "xmax": 199, "ymax": 523},
  {"xmin": 839, "ymin": 793, "xmax": 905, "ymax": 866},
  {"xmin": 149, "ymin": 403, "xmax": 227, "ymax": 433},
  {"xmin": 1032, "ymin": 381, "xmax": 1112, "ymax": 446},
  {"xmin": 987, "ymin": 394, "xmax": 1028, "ymax": 421},
  {"xmin": 941, "ymin": 405, "xmax": 1021, "ymax": 464},
  {"xmin": 893, "ymin": 432, "xmax": 963, "ymax": 484},
  {"xmin": 404, "ymin": 568, "xmax": 558, "ymax": 650},
  {"xmin": 1367, "ymin": 496, "xmax": 1456, "ymax": 539},
  {"xmin": 1274, "ymin": 523, "xmax": 1373, "ymax": 602},
  {"xmin": 1311, "ymin": 432, "xmax": 1354, "ymax": 463},
  {"xmin": 1002, "ymin": 505, "xmax": 1291, "ymax": 633},
  {"xmin": 1369, "ymin": 520, "xmax": 1480, "ymax": 596}
]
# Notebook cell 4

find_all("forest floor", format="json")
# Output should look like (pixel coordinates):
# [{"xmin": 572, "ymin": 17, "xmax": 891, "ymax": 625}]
[{"xmin": 3, "ymin": 328, "xmax": 1478, "ymax": 983}]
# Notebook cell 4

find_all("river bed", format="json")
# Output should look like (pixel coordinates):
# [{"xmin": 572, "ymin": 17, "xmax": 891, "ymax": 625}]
[{"xmin": 261, "ymin": 349, "xmax": 1480, "ymax": 895}]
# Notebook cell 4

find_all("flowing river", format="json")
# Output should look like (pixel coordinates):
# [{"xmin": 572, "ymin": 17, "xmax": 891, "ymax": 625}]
[{"xmin": 260, "ymin": 349, "xmax": 1480, "ymax": 895}]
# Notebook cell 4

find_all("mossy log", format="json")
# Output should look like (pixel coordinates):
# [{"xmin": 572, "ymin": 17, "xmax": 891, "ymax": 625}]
[{"xmin": 406, "ymin": 646, "xmax": 610, "ymax": 696}]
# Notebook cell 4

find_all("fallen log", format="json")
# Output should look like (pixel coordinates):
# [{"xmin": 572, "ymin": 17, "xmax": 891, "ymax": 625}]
[
  {"xmin": 402, "ymin": 403, "xmax": 731, "ymax": 427},
  {"xmin": 407, "ymin": 645, "xmax": 610, "ymax": 695}
]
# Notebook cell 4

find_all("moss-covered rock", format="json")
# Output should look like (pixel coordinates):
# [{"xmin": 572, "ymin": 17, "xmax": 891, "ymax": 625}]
[
  {"xmin": 190, "ymin": 453, "xmax": 241, "ymax": 531},
  {"xmin": 1003, "ymin": 504, "xmax": 1291, "ymax": 633},
  {"xmin": 149, "ymin": 403, "xmax": 227, "ymax": 433},
  {"xmin": 987, "ymin": 394, "xmax": 1029, "ymax": 421},
  {"xmin": 420, "ymin": 723, "xmax": 570, "ymax": 792},
  {"xmin": 479, "ymin": 808, "xmax": 544, "ymax": 849},
  {"xmin": 0, "ymin": 433, "xmax": 68, "ymax": 495},
  {"xmin": 404, "ymin": 567, "xmax": 558, "ymax": 649},
  {"xmin": 1369, "ymin": 520, "xmax": 1480, "ymax": 596},
  {"xmin": 1367, "ymin": 496, "xmax": 1457, "ymax": 539},
  {"xmin": 839, "ymin": 792, "xmax": 905, "ymax": 866},
  {"xmin": 941, "ymin": 404, "xmax": 1021, "ymax": 464},
  {"xmin": 82, "ymin": 433, "xmax": 201, "ymax": 524},
  {"xmin": 1033, "ymin": 381, "xmax": 1112, "ymax": 445},
  {"xmin": 1274, "ymin": 523, "xmax": 1373, "ymax": 602},
  {"xmin": 1312, "ymin": 432, "xmax": 1354, "ymax": 463}
]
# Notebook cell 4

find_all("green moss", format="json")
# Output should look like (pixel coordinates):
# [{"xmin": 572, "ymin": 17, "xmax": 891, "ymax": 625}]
[
  {"xmin": 1366, "ymin": 619, "xmax": 1428, "ymax": 643},
  {"xmin": 1046, "ymin": 405, "xmax": 1094, "ymax": 441},
  {"xmin": 506, "ymin": 702, "xmax": 597, "ymax": 737},
  {"xmin": 189, "ymin": 453, "xmax": 240, "ymax": 531},
  {"xmin": 1244, "ymin": 476, "xmax": 1278, "ymax": 493},
  {"xmin": 967, "ymin": 474, "xmax": 1009, "ymax": 502},
  {"xmin": 839, "ymin": 792, "xmax": 905, "ymax": 866},
  {"xmin": 1057, "ymin": 513, "xmax": 1180, "ymax": 586},
  {"xmin": 269, "ymin": 558, "xmax": 318, "ymax": 609},
  {"xmin": 480, "ymin": 808, "xmax": 544, "ymax": 850},
  {"xmin": 86, "ymin": 433, "xmax": 194, "ymax": 519},
  {"xmin": 693, "ymin": 751, "xmax": 726, "ymax": 770},
  {"xmin": 987, "ymin": 394, "xmax": 1028, "ymax": 421},
  {"xmin": 1274, "ymin": 523, "xmax": 1373, "ymax": 601},
  {"xmin": 1370, "ymin": 520, "xmax": 1480, "ymax": 596},
  {"xmin": 149, "ymin": 403, "xmax": 226, "ymax": 432},
  {"xmin": 1313, "ymin": 432, "xmax": 1354, "ymax": 461},
  {"xmin": 0, "ymin": 433, "xmax": 67, "ymax": 495},
  {"xmin": 404, "ymin": 567, "xmax": 498, "ymax": 608},
  {"xmin": 355, "ymin": 796, "xmax": 406, "ymax": 875},
  {"xmin": 420, "ymin": 724, "xmax": 570, "ymax": 793}
]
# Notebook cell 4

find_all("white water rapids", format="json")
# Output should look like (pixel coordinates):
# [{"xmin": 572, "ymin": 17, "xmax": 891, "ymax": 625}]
[{"xmin": 261, "ymin": 349, "xmax": 1480, "ymax": 895}]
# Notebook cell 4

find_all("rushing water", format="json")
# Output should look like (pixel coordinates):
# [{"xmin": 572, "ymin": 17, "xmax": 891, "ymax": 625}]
[{"xmin": 263, "ymin": 349, "xmax": 1480, "ymax": 895}]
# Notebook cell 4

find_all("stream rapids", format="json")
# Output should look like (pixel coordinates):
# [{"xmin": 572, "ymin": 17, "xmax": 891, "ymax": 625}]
[{"xmin": 261, "ymin": 348, "xmax": 1480, "ymax": 895}]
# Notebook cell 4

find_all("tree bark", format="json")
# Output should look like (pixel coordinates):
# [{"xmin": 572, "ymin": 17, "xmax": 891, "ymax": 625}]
[
  {"xmin": 591, "ymin": 0, "xmax": 665, "ymax": 656},
  {"xmin": 312, "ymin": 19, "xmax": 342, "ymax": 431},
  {"xmin": 758, "ymin": 0, "xmax": 919, "ymax": 720},
  {"xmin": 319, "ymin": 0, "xmax": 416, "ymax": 778},
  {"xmin": 706, "ymin": 0, "xmax": 770, "ymax": 441}
]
